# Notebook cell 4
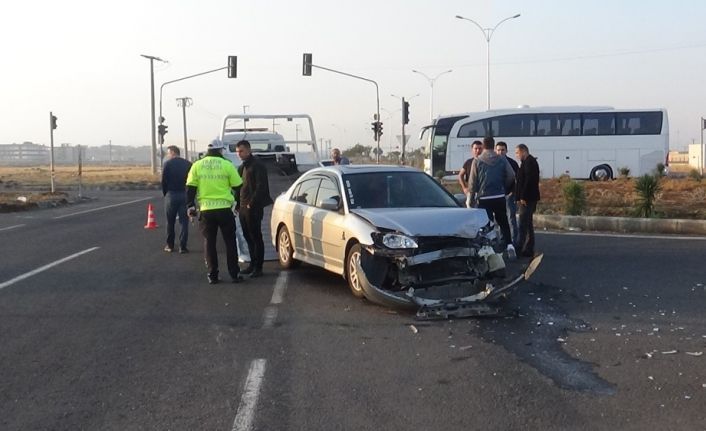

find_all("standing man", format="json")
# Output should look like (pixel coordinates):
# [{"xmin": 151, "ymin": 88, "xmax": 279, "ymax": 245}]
[
  {"xmin": 186, "ymin": 139, "xmax": 244, "ymax": 284},
  {"xmin": 495, "ymin": 141, "xmax": 520, "ymax": 245},
  {"xmin": 514, "ymin": 144, "xmax": 540, "ymax": 258},
  {"xmin": 235, "ymin": 140, "xmax": 273, "ymax": 278},
  {"xmin": 468, "ymin": 136, "xmax": 516, "ymax": 257},
  {"xmin": 161, "ymin": 145, "xmax": 192, "ymax": 253},
  {"xmin": 331, "ymin": 148, "xmax": 350, "ymax": 165},
  {"xmin": 457, "ymin": 140, "xmax": 483, "ymax": 207}
]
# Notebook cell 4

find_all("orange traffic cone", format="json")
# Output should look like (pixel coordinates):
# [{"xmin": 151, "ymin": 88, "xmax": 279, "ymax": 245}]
[{"xmin": 144, "ymin": 203, "xmax": 158, "ymax": 229}]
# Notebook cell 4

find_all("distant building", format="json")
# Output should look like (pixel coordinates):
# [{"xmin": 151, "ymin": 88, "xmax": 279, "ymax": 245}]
[{"xmin": 0, "ymin": 142, "xmax": 152, "ymax": 165}]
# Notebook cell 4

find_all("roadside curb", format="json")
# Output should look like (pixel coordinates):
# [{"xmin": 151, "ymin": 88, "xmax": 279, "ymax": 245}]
[{"xmin": 535, "ymin": 214, "xmax": 706, "ymax": 236}]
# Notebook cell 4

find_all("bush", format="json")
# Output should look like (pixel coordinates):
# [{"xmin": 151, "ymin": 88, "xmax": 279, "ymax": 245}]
[
  {"xmin": 618, "ymin": 166, "xmax": 630, "ymax": 178},
  {"xmin": 654, "ymin": 162, "xmax": 667, "ymax": 177},
  {"xmin": 562, "ymin": 181, "xmax": 586, "ymax": 216},
  {"xmin": 688, "ymin": 169, "xmax": 703, "ymax": 182},
  {"xmin": 633, "ymin": 174, "xmax": 662, "ymax": 218}
]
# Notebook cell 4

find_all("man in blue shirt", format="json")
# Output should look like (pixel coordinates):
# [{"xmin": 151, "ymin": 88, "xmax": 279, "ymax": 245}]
[{"xmin": 161, "ymin": 146, "xmax": 192, "ymax": 253}]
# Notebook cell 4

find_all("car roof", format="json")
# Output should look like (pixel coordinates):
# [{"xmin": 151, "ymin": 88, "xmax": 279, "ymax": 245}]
[{"xmin": 307, "ymin": 164, "xmax": 422, "ymax": 176}]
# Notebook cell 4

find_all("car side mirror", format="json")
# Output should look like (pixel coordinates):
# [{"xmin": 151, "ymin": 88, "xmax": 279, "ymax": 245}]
[{"xmin": 319, "ymin": 197, "xmax": 341, "ymax": 211}]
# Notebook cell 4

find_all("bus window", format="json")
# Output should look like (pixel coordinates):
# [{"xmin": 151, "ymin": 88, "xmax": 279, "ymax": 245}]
[
  {"xmin": 458, "ymin": 120, "xmax": 487, "ymax": 138},
  {"xmin": 616, "ymin": 112, "xmax": 662, "ymax": 135},
  {"xmin": 582, "ymin": 113, "xmax": 615, "ymax": 136},
  {"xmin": 494, "ymin": 114, "xmax": 535, "ymax": 137}
]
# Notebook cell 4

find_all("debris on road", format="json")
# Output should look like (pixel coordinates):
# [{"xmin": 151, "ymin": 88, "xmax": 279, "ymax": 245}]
[
  {"xmin": 409, "ymin": 325, "xmax": 418, "ymax": 334},
  {"xmin": 685, "ymin": 351, "xmax": 703, "ymax": 356},
  {"xmin": 661, "ymin": 350, "xmax": 678, "ymax": 355}
]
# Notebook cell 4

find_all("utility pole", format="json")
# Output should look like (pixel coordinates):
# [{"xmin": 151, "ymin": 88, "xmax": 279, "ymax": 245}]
[
  {"xmin": 141, "ymin": 54, "xmax": 166, "ymax": 174},
  {"xmin": 177, "ymin": 97, "xmax": 193, "ymax": 160},
  {"xmin": 108, "ymin": 139, "xmax": 112, "ymax": 165},
  {"xmin": 189, "ymin": 139, "xmax": 197, "ymax": 161}
]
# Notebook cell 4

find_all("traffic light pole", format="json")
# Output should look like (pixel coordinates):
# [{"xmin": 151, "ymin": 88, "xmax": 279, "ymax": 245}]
[
  {"xmin": 305, "ymin": 63, "xmax": 381, "ymax": 163},
  {"xmin": 49, "ymin": 111, "xmax": 55, "ymax": 193},
  {"xmin": 401, "ymin": 98, "xmax": 406, "ymax": 165}
]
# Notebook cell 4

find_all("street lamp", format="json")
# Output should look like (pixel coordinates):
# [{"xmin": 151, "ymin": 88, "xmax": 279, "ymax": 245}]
[
  {"xmin": 455, "ymin": 13, "xmax": 520, "ymax": 110},
  {"xmin": 141, "ymin": 54, "xmax": 167, "ymax": 174},
  {"xmin": 411, "ymin": 69, "xmax": 452, "ymax": 122}
]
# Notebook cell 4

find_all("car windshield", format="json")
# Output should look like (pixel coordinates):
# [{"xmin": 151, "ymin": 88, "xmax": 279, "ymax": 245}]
[{"xmin": 343, "ymin": 171, "xmax": 459, "ymax": 209}]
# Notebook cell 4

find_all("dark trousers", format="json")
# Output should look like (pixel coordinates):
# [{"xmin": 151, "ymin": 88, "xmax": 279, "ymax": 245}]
[
  {"xmin": 199, "ymin": 208, "xmax": 239, "ymax": 278},
  {"xmin": 506, "ymin": 194, "xmax": 519, "ymax": 245},
  {"xmin": 517, "ymin": 200, "xmax": 537, "ymax": 256},
  {"xmin": 165, "ymin": 191, "xmax": 188, "ymax": 249},
  {"xmin": 239, "ymin": 206, "xmax": 265, "ymax": 270},
  {"xmin": 478, "ymin": 196, "xmax": 512, "ymax": 248}
]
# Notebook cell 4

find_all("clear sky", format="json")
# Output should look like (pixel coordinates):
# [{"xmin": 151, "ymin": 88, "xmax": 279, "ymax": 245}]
[{"xmin": 2, "ymin": 0, "xmax": 705, "ymax": 153}]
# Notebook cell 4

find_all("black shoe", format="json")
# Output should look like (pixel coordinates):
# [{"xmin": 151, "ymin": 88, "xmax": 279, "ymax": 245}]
[
  {"xmin": 240, "ymin": 266, "xmax": 255, "ymax": 275},
  {"xmin": 231, "ymin": 275, "xmax": 244, "ymax": 283},
  {"xmin": 249, "ymin": 268, "xmax": 263, "ymax": 278},
  {"xmin": 207, "ymin": 274, "xmax": 220, "ymax": 284},
  {"xmin": 179, "ymin": 247, "xmax": 189, "ymax": 254}
]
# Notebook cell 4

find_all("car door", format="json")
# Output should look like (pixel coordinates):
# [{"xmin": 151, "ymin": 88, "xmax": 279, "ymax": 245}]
[
  {"xmin": 309, "ymin": 176, "xmax": 347, "ymax": 273},
  {"xmin": 289, "ymin": 178, "xmax": 320, "ymax": 262}
]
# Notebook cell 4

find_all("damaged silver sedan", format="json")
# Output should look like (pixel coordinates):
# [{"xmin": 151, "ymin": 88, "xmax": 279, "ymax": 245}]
[{"xmin": 270, "ymin": 165, "xmax": 542, "ymax": 319}]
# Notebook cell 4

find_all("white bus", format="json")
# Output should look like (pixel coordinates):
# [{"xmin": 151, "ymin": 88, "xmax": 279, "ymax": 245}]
[{"xmin": 422, "ymin": 106, "xmax": 669, "ymax": 180}]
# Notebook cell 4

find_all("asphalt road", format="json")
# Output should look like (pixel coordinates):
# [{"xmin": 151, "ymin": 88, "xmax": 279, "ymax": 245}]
[{"xmin": 1, "ymin": 189, "xmax": 705, "ymax": 430}]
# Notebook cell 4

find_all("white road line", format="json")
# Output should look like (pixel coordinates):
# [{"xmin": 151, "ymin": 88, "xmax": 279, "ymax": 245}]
[
  {"xmin": 53, "ymin": 197, "xmax": 152, "ymax": 219},
  {"xmin": 538, "ymin": 230, "xmax": 706, "ymax": 241},
  {"xmin": 231, "ymin": 359, "xmax": 267, "ymax": 431},
  {"xmin": 270, "ymin": 271, "xmax": 288, "ymax": 304},
  {"xmin": 0, "ymin": 247, "xmax": 100, "ymax": 290},
  {"xmin": 0, "ymin": 224, "xmax": 25, "ymax": 232},
  {"xmin": 262, "ymin": 306, "xmax": 278, "ymax": 329}
]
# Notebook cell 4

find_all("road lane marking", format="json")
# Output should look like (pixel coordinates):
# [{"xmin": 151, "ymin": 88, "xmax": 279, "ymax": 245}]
[
  {"xmin": 538, "ymin": 230, "xmax": 706, "ymax": 241},
  {"xmin": 0, "ymin": 247, "xmax": 100, "ymax": 290},
  {"xmin": 0, "ymin": 224, "xmax": 25, "ymax": 232},
  {"xmin": 262, "ymin": 272, "xmax": 289, "ymax": 328},
  {"xmin": 262, "ymin": 306, "xmax": 278, "ymax": 329},
  {"xmin": 231, "ymin": 359, "xmax": 267, "ymax": 431},
  {"xmin": 270, "ymin": 271, "xmax": 288, "ymax": 304},
  {"xmin": 53, "ymin": 197, "xmax": 152, "ymax": 219}
]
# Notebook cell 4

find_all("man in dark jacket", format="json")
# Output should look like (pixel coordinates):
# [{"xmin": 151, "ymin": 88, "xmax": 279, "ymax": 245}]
[
  {"xmin": 161, "ymin": 145, "xmax": 192, "ymax": 253},
  {"xmin": 468, "ymin": 136, "xmax": 515, "ymax": 254},
  {"xmin": 514, "ymin": 144, "xmax": 540, "ymax": 257},
  {"xmin": 235, "ymin": 140, "xmax": 273, "ymax": 278},
  {"xmin": 495, "ymin": 141, "xmax": 520, "ymax": 244}
]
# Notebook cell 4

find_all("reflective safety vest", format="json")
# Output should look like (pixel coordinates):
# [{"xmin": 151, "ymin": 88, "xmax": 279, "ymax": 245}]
[{"xmin": 186, "ymin": 156, "xmax": 243, "ymax": 211}]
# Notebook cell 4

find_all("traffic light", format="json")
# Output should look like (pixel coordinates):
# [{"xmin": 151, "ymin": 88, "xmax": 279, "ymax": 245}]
[
  {"xmin": 371, "ymin": 121, "xmax": 383, "ymax": 140},
  {"xmin": 228, "ymin": 55, "xmax": 237, "ymax": 78},
  {"xmin": 402, "ymin": 101, "xmax": 410, "ymax": 125},
  {"xmin": 158, "ymin": 124, "xmax": 168, "ymax": 138},
  {"xmin": 50, "ymin": 114, "xmax": 58, "ymax": 130},
  {"xmin": 302, "ymin": 53, "xmax": 312, "ymax": 76}
]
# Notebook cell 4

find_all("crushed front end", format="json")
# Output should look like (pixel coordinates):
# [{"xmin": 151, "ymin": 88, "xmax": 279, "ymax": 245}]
[{"xmin": 355, "ymin": 226, "xmax": 543, "ymax": 319}]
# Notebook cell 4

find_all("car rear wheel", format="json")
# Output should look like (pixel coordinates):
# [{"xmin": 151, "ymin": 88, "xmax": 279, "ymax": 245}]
[
  {"xmin": 277, "ymin": 226, "xmax": 299, "ymax": 269},
  {"xmin": 345, "ymin": 243, "xmax": 365, "ymax": 298}
]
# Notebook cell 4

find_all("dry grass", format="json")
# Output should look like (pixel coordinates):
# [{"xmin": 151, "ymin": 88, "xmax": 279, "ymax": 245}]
[{"xmin": 0, "ymin": 165, "xmax": 159, "ymax": 209}]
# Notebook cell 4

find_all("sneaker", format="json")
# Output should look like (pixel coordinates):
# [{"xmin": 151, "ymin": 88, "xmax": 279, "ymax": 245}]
[
  {"xmin": 506, "ymin": 244, "xmax": 517, "ymax": 260},
  {"xmin": 207, "ymin": 274, "xmax": 220, "ymax": 284},
  {"xmin": 179, "ymin": 247, "xmax": 189, "ymax": 254},
  {"xmin": 164, "ymin": 245, "xmax": 173, "ymax": 253}
]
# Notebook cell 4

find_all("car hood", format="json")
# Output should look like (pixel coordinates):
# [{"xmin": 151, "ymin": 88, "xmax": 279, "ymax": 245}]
[{"xmin": 351, "ymin": 208, "xmax": 489, "ymax": 238}]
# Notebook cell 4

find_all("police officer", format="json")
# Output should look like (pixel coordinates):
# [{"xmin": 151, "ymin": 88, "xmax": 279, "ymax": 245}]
[{"xmin": 186, "ymin": 139, "xmax": 244, "ymax": 284}]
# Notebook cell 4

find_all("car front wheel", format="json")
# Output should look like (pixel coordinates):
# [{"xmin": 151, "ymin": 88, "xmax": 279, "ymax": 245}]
[
  {"xmin": 277, "ymin": 226, "xmax": 299, "ymax": 269},
  {"xmin": 345, "ymin": 243, "xmax": 366, "ymax": 298}
]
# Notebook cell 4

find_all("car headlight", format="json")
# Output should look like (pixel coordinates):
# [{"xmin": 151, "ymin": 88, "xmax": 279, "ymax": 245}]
[{"xmin": 382, "ymin": 233, "xmax": 418, "ymax": 249}]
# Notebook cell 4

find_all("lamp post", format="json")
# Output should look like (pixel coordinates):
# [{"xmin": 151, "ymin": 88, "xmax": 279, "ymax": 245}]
[
  {"xmin": 411, "ymin": 69, "xmax": 452, "ymax": 122},
  {"xmin": 455, "ymin": 13, "xmax": 520, "ymax": 110},
  {"xmin": 141, "ymin": 54, "xmax": 166, "ymax": 174}
]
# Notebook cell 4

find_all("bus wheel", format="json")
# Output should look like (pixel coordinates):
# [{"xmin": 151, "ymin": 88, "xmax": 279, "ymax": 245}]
[{"xmin": 590, "ymin": 164, "xmax": 612, "ymax": 181}]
